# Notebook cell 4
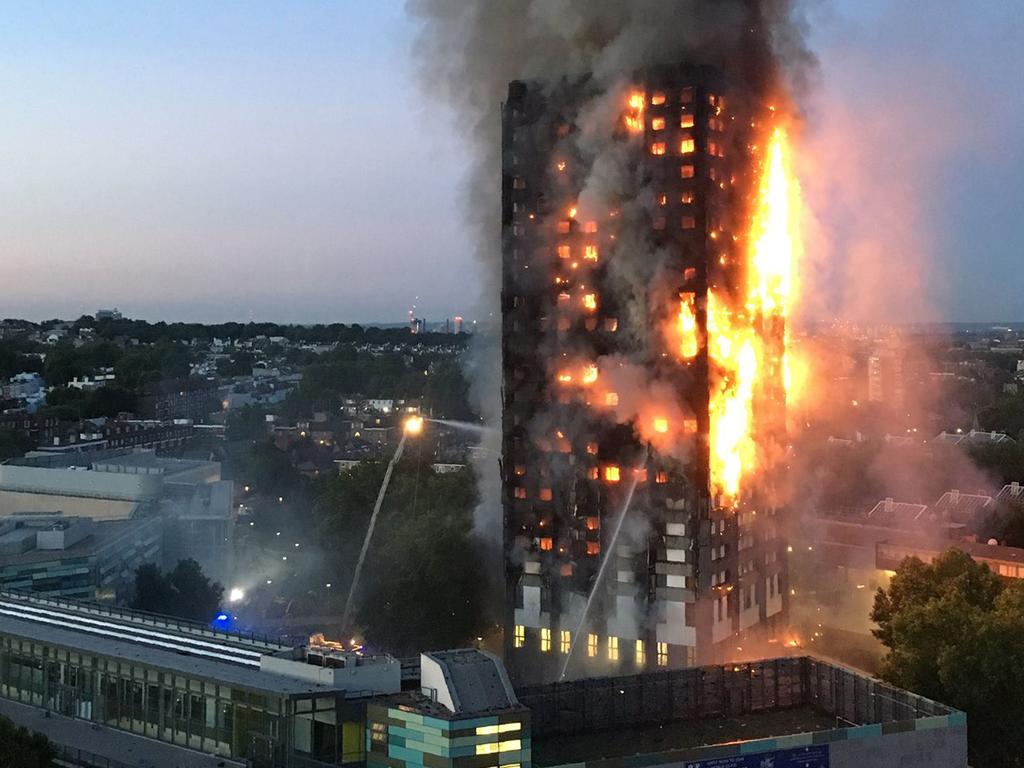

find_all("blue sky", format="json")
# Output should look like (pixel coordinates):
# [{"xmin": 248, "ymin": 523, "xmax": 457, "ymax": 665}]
[{"xmin": 0, "ymin": 1, "xmax": 1020, "ymax": 323}]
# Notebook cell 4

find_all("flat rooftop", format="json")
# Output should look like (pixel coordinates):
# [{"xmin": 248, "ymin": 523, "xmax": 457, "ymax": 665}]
[
  {"xmin": 532, "ymin": 706, "xmax": 837, "ymax": 766},
  {"xmin": 518, "ymin": 657, "xmax": 961, "ymax": 768},
  {"xmin": 0, "ymin": 518, "xmax": 153, "ymax": 566}
]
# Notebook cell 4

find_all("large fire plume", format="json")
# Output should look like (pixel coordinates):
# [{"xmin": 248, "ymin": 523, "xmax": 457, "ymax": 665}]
[{"xmin": 708, "ymin": 125, "xmax": 802, "ymax": 506}]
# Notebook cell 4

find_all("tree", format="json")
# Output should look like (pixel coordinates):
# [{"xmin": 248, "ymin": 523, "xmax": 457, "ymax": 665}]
[
  {"xmin": 131, "ymin": 559, "xmax": 223, "ymax": 624},
  {"xmin": 0, "ymin": 428, "xmax": 33, "ymax": 461},
  {"xmin": 312, "ymin": 458, "xmax": 485, "ymax": 654},
  {"xmin": 872, "ymin": 549, "xmax": 1024, "ymax": 767},
  {"xmin": 0, "ymin": 714, "xmax": 55, "ymax": 767}
]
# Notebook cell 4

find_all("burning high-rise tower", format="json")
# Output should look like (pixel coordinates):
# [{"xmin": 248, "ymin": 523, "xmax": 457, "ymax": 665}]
[{"xmin": 501, "ymin": 64, "xmax": 798, "ymax": 683}]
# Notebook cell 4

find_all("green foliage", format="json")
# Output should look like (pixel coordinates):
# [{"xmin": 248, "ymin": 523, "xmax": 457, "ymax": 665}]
[
  {"xmin": 968, "ymin": 441, "xmax": 1024, "ymax": 486},
  {"xmin": 979, "ymin": 394, "xmax": 1024, "ymax": 439},
  {"xmin": 238, "ymin": 442, "xmax": 303, "ymax": 498},
  {"xmin": 312, "ymin": 454, "xmax": 485, "ymax": 654},
  {"xmin": 41, "ymin": 385, "xmax": 137, "ymax": 421},
  {"xmin": 0, "ymin": 715, "xmax": 54, "ymax": 767},
  {"xmin": 114, "ymin": 342, "xmax": 191, "ymax": 388},
  {"xmin": 131, "ymin": 559, "xmax": 224, "ymax": 624},
  {"xmin": 216, "ymin": 351, "xmax": 255, "ymax": 378},
  {"xmin": 872, "ymin": 549, "xmax": 1024, "ymax": 767},
  {"xmin": 0, "ymin": 339, "xmax": 43, "ymax": 379},
  {"xmin": 0, "ymin": 428, "xmax": 33, "ymax": 461},
  {"xmin": 226, "ymin": 406, "xmax": 269, "ymax": 442}
]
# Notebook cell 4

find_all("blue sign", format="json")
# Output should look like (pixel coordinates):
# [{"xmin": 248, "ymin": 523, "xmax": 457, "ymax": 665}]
[{"xmin": 685, "ymin": 744, "xmax": 829, "ymax": 768}]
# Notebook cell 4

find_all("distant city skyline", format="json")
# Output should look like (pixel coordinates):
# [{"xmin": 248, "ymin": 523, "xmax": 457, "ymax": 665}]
[{"xmin": 1, "ymin": 0, "xmax": 1021, "ymax": 324}]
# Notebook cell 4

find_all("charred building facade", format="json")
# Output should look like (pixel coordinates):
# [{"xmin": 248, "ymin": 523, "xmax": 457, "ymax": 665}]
[{"xmin": 501, "ymin": 67, "xmax": 789, "ymax": 684}]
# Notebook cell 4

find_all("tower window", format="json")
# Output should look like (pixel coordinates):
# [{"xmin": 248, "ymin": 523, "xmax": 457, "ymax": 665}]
[
  {"xmin": 540, "ymin": 628, "xmax": 551, "ymax": 652},
  {"xmin": 657, "ymin": 642, "xmax": 668, "ymax": 667},
  {"xmin": 514, "ymin": 625, "xmax": 525, "ymax": 648},
  {"xmin": 587, "ymin": 633, "xmax": 598, "ymax": 658},
  {"xmin": 635, "ymin": 639, "xmax": 646, "ymax": 666},
  {"xmin": 608, "ymin": 636, "xmax": 619, "ymax": 661},
  {"xmin": 560, "ymin": 630, "xmax": 571, "ymax": 654}
]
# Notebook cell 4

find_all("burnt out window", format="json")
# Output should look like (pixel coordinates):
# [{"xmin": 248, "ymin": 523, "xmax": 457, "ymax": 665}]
[
  {"xmin": 682, "ymin": 216, "xmax": 697, "ymax": 230},
  {"xmin": 513, "ymin": 177, "xmax": 527, "ymax": 190},
  {"xmin": 556, "ymin": 220, "xmax": 571, "ymax": 234},
  {"xmin": 681, "ymin": 190, "xmax": 695, "ymax": 204},
  {"xmin": 652, "ymin": 216, "xmax": 667, "ymax": 231},
  {"xmin": 680, "ymin": 86, "xmax": 694, "ymax": 103},
  {"xmin": 681, "ymin": 165, "xmax": 695, "ymax": 179}
]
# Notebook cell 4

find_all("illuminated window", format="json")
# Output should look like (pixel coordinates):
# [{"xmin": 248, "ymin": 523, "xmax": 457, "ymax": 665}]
[
  {"xmin": 656, "ymin": 470, "xmax": 668, "ymax": 484},
  {"xmin": 584, "ymin": 245, "xmax": 598, "ymax": 261},
  {"xmin": 681, "ymin": 190, "xmax": 695, "ymax": 204},
  {"xmin": 557, "ymin": 220, "xmax": 571, "ymax": 234},
  {"xmin": 681, "ymin": 165, "xmax": 695, "ymax": 179},
  {"xmin": 680, "ymin": 113, "xmax": 694, "ymax": 128},
  {"xmin": 557, "ymin": 245, "xmax": 571, "ymax": 259},
  {"xmin": 605, "ymin": 391, "xmax": 619, "ymax": 406},
  {"xmin": 371, "ymin": 721, "xmax": 388, "ymax": 745},
  {"xmin": 604, "ymin": 317, "xmax": 618, "ymax": 332},
  {"xmin": 538, "ymin": 488, "xmax": 552, "ymax": 501},
  {"xmin": 651, "ymin": 116, "xmax": 666, "ymax": 131},
  {"xmin": 650, "ymin": 142, "xmax": 667, "ymax": 156},
  {"xmin": 651, "ymin": 91, "xmax": 666, "ymax": 106},
  {"xmin": 635, "ymin": 468, "xmax": 648, "ymax": 482},
  {"xmin": 476, "ymin": 740, "xmax": 522, "ymax": 756},
  {"xmin": 684, "ymin": 418, "xmax": 698, "ymax": 433},
  {"xmin": 583, "ymin": 221, "xmax": 598, "ymax": 233},
  {"xmin": 514, "ymin": 465, "xmax": 526, "ymax": 476},
  {"xmin": 682, "ymin": 216, "xmax": 697, "ymax": 230},
  {"xmin": 583, "ymin": 294, "xmax": 597, "ymax": 311},
  {"xmin": 608, "ymin": 636, "xmax": 619, "ymax": 662},
  {"xmin": 539, "ymin": 537, "xmax": 553, "ymax": 551},
  {"xmin": 586, "ymin": 541, "xmax": 601, "ymax": 556},
  {"xmin": 679, "ymin": 138, "xmax": 695, "ymax": 154},
  {"xmin": 585, "ymin": 516, "xmax": 600, "ymax": 531},
  {"xmin": 635, "ymin": 639, "xmax": 646, "ymax": 666},
  {"xmin": 476, "ymin": 722, "xmax": 522, "ymax": 736},
  {"xmin": 558, "ymin": 292, "xmax": 571, "ymax": 304},
  {"xmin": 657, "ymin": 642, "xmax": 669, "ymax": 667},
  {"xmin": 604, "ymin": 466, "xmax": 620, "ymax": 483},
  {"xmin": 513, "ymin": 625, "xmax": 525, "ymax": 648},
  {"xmin": 560, "ymin": 630, "xmax": 571, "ymax": 654},
  {"xmin": 684, "ymin": 267, "xmax": 697, "ymax": 281},
  {"xmin": 560, "ymin": 563, "xmax": 573, "ymax": 577},
  {"xmin": 657, "ymin": 193, "xmax": 668, "ymax": 206},
  {"xmin": 514, "ymin": 487, "xmax": 527, "ymax": 500},
  {"xmin": 586, "ymin": 442, "xmax": 598, "ymax": 455},
  {"xmin": 587, "ymin": 633, "xmax": 598, "ymax": 658},
  {"xmin": 587, "ymin": 467, "xmax": 599, "ymax": 480},
  {"xmin": 540, "ymin": 628, "xmax": 551, "ymax": 652}
]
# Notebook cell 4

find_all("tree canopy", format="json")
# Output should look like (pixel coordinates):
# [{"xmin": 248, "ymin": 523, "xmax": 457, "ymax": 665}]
[
  {"xmin": 311, "ymin": 451, "xmax": 486, "ymax": 654},
  {"xmin": 872, "ymin": 549, "xmax": 1024, "ymax": 767},
  {"xmin": 131, "ymin": 559, "xmax": 224, "ymax": 624},
  {"xmin": 0, "ymin": 714, "xmax": 55, "ymax": 767}
]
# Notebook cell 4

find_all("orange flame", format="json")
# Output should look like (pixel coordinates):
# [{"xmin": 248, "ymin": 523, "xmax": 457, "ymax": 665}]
[
  {"xmin": 678, "ymin": 292, "xmax": 700, "ymax": 359},
  {"xmin": 625, "ymin": 92, "xmax": 645, "ymax": 133},
  {"xmin": 707, "ymin": 126, "xmax": 800, "ymax": 506}
]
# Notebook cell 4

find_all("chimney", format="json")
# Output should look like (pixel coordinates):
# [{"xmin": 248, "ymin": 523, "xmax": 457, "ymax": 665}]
[{"xmin": 1012, "ymin": 481, "xmax": 1021, "ymax": 496}]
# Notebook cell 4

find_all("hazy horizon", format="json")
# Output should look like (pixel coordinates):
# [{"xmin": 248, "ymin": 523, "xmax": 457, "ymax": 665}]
[{"xmin": 1, "ymin": 0, "xmax": 1021, "ymax": 324}]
